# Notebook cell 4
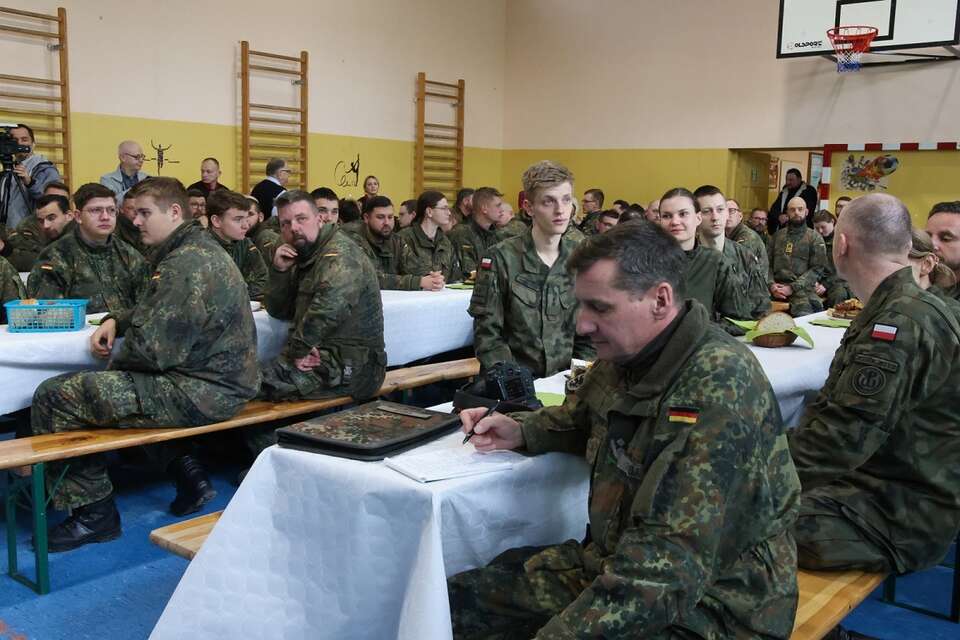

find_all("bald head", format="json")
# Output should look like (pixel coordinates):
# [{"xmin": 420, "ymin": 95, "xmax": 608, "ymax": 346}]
[
  {"xmin": 117, "ymin": 140, "xmax": 144, "ymax": 175},
  {"xmin": 837, "ymin": 194, "xmax": 912, "ymax": 259},
  {"xmin": 786, "ymin": 196, "xmax": 807, "ymax": 224}
]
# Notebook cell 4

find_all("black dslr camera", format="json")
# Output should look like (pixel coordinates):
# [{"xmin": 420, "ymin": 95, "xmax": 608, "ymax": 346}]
[
  {"xmin": 0, "ymin": 123, "xmax": 30, "ymax": 172},
  {"xmin": 453, "ymin": 361, "xmax": 543, "ymax": 413}
]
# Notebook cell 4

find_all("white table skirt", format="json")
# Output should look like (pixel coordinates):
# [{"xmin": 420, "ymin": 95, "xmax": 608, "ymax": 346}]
[{"xmin": 0, "ymin": 289, "xmax": 473, "ymax": 415}]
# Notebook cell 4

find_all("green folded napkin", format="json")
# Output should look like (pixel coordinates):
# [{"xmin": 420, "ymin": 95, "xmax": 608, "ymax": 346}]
[
  {"xmin": 725, "ymin": 318, "xmax": 758, "ymax": 331},
  {"xmin": 88, "ymin": 318, "xmax": 102, "ymax": 326},
  {"xmin": 744, "ymin": 324, "xmax": 815, "ymax": 348},
  {"xmin": 536, "ymin": 392, "xmax": 565, "ymax": 407},
  {"xmin": 809, "ymin": 318, "xmax": 851, "ymax": 328},
  {"xmin": 445, "ymin": 283, "xmax": 474, "ymax": 290}
]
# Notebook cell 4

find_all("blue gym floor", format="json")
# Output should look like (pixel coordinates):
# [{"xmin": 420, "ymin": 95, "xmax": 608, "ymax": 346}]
[{"xmin": 0, "ymin": 460, "xmax": 957, "ymax": 639}]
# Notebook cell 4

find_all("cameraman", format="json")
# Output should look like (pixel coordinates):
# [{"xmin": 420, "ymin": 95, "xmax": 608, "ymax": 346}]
[{"xmin": 0, "ymin": 124, "xmax": 61, "ymax": 230}]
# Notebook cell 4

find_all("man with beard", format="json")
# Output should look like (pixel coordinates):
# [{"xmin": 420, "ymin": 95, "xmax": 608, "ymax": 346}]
[
  {"xmin": 469, "ymin": 161, "xmax": 595, "ymax": 378},
  {"xmin": 926, "ymin": 201, "xmax": 960, "ymax": 301},
  {"xmin": 345, "ymin": 195, "xmax": 444, "ymax": 291},
  {"xmin": 769, "ymin": 197, "xmax": 829, "ymax": 316},
  {"xmin": 769, "ymin": 168, "xmax": 818, "ymax": 234}
]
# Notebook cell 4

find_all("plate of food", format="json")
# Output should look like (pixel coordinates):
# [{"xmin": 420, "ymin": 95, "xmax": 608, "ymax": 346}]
[{"xmin": 827, "ymin": 298, "xmax": 863, "ymax": 320}]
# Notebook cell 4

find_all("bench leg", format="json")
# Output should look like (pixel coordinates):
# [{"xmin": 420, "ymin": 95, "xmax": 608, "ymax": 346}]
[
  {"xmin": 880, "ymin": 535, "xmax": 960, "ymax": 624},
  {"xmin": 4, "ymin": 463, "xmax": 50, "ymax": 594}
]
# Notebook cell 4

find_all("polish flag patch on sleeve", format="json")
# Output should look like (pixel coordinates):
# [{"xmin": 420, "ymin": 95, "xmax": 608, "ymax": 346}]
[
  {"xmin": 480, "ymin": 257, "xmax": 493, "ymax": 270},
  {"xmin": 668, "ymin": 407, "xmax": 699, "ymax": 424},
  {"xmin": 870, "ymin": 324, "xmax": 898, "ymax": 342}
]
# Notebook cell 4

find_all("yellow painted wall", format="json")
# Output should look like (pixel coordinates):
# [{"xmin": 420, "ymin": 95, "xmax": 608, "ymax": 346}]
[{"xmin": 829, "ymin": 150, "xmax": 960, "ymax": 227}]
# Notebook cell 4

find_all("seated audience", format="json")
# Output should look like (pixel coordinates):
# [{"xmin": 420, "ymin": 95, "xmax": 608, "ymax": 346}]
[
  {"xmin": 726, "ymin": 198, "xmax": 770, "ymax": 277},
  {"xmin": 337, "ymin": 197, "xmax": 361, "ymax": 225},
  {"xmin": 495, "ymin": 200, "xmax": 528, "ymax": 238},
  {"xmin": 30, "ymin": 177, "xmax": 259, "ymax": 550},
  {"xmin": 659, "ymin": 187, "xmax": 752, "ymax": 321},
  {"xmin": 645, "ymin": 198, "xmax": 660, "ymax": 223},
  {"xmin": 27, "ymin": 183, "xmax": 149, "ymax": 314},
  {"xmin": 695, "ymin": 186, "xmax": 770, "ymax": 318},
  {"xmin": 469, "ymin": 161, "xmax": 595, "ymax": 377},
  {"xmin": 578, "ymin": 188, "xmax": 604, "ymax": 235},
  {"xmin": 748, "ymin": 207, "xmax": 770, "ymax": 238},
  {"xmin": 0, "ymin": 255, "xmax": 25, "ymax": 323},
  {"xmin": 251, "ymin": 157, "xmax": 290, "ymax": 226},
  {"xmin": 397, "ymin": 199, "xmax": 417, "ymax": 229},
  {"xmin": 813, "ymin": 209, "xmax": 853, "ymax": 307},
  {"xmin": 310, "ymin": 187, "xmax": 340, "ymax": 225},
  {"xmin": 357, "ymin": 174, "xmax": 380, "ymax": 211},
  {"xmin": 396, "ymin": 190, "xmax": 461, "ymax": 285},
  {"xmin": 909, "ymin": 228, "xmax": 958, "ymax": 304},
  {"xmin": 186, "ymin": 188, "xmax": 208, "ymax": 228},
  {"xmin": 255, "ymin": 191, "xmax": 385, "ymax": 453},
  {"xmin": 3, "ymin": 124, "xmax": 62, "ymax": 229},
  {"xmin": 117, "ymin": 194, "xmax": 146, "ymax": 253},
  {"xmin": 186, "ymin": 157, "xmax": 229, "ymax": 195},
  {"xmin": 769, "ymin": 197, "xmax": 828, "ymax": 316},
  {"xmin": 206, "ymin": 190, "xmax": 268, "ymax": 301},
  {"xmin": 788, "ymin": 194, "xmax": 960, "ymax": 581},
  {"xmin": 244, "ymin": 196, "xmax": 280, "ymax": 265},
  {"xmin": 925, "ymin": 201, "xmax": 960, "ymax": 300},
  {"xmin": 7, "ymin": 194, "xmax": 74, "ymax": 271},
  {"xmin": 450, "ymin": 222, "xmax": 800, "ymax": 640},
  {"xmin": 100, "ymin": 140, "xmax": 149, "ymax": 198},
  {"xmin": 452, "ymin": 187, "xmax": 474, "ymax": 226},
  {"xmin": 346, "ymin": 195, "xmax": 441, "ymax": 291},
  {"xmin": 449, "ymin": 187, "xmax": 506, "ymax": 280},
  {"xmin": 594, "ymin": 208, "xmax": 619, "ymax": 233}
]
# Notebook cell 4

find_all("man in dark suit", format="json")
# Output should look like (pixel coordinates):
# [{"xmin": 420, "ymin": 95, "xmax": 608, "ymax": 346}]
[
  {"xmin": 250, "ymin": 157, "xmax": 290, "ymax": 223},
  {"xmin": 769, "ymin": 168, "xmax": 819, "ymax": 234}
]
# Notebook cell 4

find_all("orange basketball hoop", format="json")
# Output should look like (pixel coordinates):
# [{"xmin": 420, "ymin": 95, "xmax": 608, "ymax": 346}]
[{"xmin": 827, "ymin": 26, "xmax": 879, "ymax": 72}]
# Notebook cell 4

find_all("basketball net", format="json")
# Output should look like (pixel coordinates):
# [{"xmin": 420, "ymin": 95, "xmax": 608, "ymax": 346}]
[{"xmin": 827, "ymin": 26, "xmax": 879, "ymax": 72}]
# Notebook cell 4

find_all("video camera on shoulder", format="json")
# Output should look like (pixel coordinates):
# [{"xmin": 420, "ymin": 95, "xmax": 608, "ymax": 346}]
[
  {"xmin": 453, "ymin": 361, "xmax": 542, "ymax": 413},
  {"xmin": 0, "ymin": 123, "xmax": 30, "ymax": 172}
]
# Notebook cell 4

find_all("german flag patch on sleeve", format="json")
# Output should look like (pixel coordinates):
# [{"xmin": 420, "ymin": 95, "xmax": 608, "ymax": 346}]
[{"xmin": 667, "ymin": 406, "xmax": 699, "ymax": 424}]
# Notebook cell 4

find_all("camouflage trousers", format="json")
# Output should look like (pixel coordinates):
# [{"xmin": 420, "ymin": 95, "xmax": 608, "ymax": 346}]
[
  {"xmin": 786, "ymin": 287, "xmax": 824, "ymax": 317},
  {"xmin": 31, "ymin": 371, "xmax": 200, "ymax": 510},
  {"xmin": 448, "ymin": 541, "xmax": 700, "ymax": 640},
  {"xmin": 794, "ymin": 493, "xmax": 894, "ymax": 573}
]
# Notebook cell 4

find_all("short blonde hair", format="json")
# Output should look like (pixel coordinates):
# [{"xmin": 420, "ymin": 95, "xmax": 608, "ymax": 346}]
[{"xmin": 522, "ymin": 161, "xmax": 574, "ymax": 202}]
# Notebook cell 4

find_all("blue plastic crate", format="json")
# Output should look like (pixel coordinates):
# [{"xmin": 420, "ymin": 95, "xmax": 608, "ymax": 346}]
[{"xmin": 4, "ymin": 299, "xmax": 89, "ymax": 333}]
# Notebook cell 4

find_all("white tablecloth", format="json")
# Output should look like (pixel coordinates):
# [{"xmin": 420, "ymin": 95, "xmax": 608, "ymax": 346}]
[{"xmin": 0, "ymin": 289, "xmax": 473, "ymax": 415}]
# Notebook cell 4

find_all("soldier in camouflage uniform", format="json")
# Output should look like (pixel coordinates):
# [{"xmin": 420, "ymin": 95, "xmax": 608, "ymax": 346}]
[
  {"xmin": 925, "ymin": 201, "xmax": 960, "ymax": 302},
  {"xmin": 450, "ymin": 222, "xmax": 800, "ymax": 639},
  {"xmin": 726, "ymin": 198, "xmax": 771, "ymax": 280},
  {"xmin": 243, "ymin": 195, "xmax": 280, "ymax": 267},
  {"xmin": 448, "ymin": 187, "xmax": 507, "ymax": 281},
  {"xmin": 469, "ymin": 163, "xmax": 595, "ymax": 378},
  {"xmin": 30, "ymin": 177, "xmax": 260, "ymax": 551},
  {"xmin": 659, "ymin": 188, "xmax": 754, "ymax": 321},
  {"xmin": 0, "ymin": 255, "xmax": 25, "ymax": 324},
  {"xmin": 255, "ymin": 191, "xmax": 385, "ymax": 452},
  {"xmin": 577, "ymin": 188, "xmax": 604, "ymax": 236},
  {"xmin": 116, "ymin": 194, "xmax": 147, "ymax": 254},
  {"xmin": 344, "ymin": 195, "xmax": 443, "ymax": 290},
  {"xmin": 789, "ymin": 194, "xmax": 960, "ymax": 577},
  {"xmin": 813, "ymin": 209, "xmax": 854, "ymax": 307},
  {"xmin": 494, "ymin": 201, "xmax": 528, "ymax": 240},
  {"xmin": 27, "ymin": 184, "xmax": 149, "ymax": 314},
  {"xmin": 769, "ymin": 196, "xmax": 829, "ymax": 316},
  {"xmin": 206, "ymin": 190, "xmax": 269, "ymax": 301},
  {"xmin": 696, "ymin": 186, "xmax": 771, "ymax": 319},
  {"xmin": 396, "ymin": 190, "xmax": 462, "ymax": 283},
  {"xmin": 6, "ymin": 194, "xmax": 75, "ymax": 271}
]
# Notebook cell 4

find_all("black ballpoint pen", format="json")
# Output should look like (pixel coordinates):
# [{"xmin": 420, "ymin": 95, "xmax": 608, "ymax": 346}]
[{"xmin": 462, "ymin": 402, "xmax": 500, "ymax": 445}]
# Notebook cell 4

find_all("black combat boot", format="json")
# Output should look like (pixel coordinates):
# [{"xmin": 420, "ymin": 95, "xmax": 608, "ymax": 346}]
[
  {"xmin": 46, "ymin": 495, "xmax": 122, "ymax": 553},
  {"xmin": 168, "ymin": 454, "xmax": 217, "ymax": 516}
]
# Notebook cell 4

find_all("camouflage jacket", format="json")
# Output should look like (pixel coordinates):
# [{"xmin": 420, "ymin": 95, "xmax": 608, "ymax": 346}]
[
  {"xmin": 107, "ymin": 221, "xmax": 260, "ymax": 422},
  {"xmin": 682, "ymin": 243, "xmax": 753, "ymax": 321},
  {"xmin": 207, "ymin": 228, "xmax": 269, "ymax": 301},
  {"xmin": 344, "ymin": 223, "xmax": 420, "ymax": 290},
  {"xmin": 248, "ymin": 222, "xmax": 280, "ymax": 267},
  {"xmin": 447, "ymin": 217, "xmax": 506, "ymax": 281},
  {"xmin": 721, "ymin": 238, "xmax": 772, "ymax": 319},
  {"xmin": 469, "ymin": 229, "xmax": 595, "ymax": 377},
  {"xmin": 769, "ymin": 223, "xmax": 828, "ymax": 290},
  {"xmin": 788, "ymin": 267, "xmax": 960, "ymax": 572},
  {"xmin": 728, "ymin": 222, "xmax": 771, "ymax": 282},
  {"xmin": 0, "ymin": 256, "xmax": 25, "ymax": 324},
  {"xmin": 116, "ymin": 214, "xmax": 147, "ymax": 255},
  {"xmin": 27, "ymin": 231, "xmax": 149, "ymax": 315},
  {"xmin": 7, "ymin": 217, "xmax": 75, "ymax": 272},
  {"xmin": 496, "ymin": 217, "xmax": 529, "ymax": 240},
  {"xmin": 563, "ymin": 222, "xmax": 586, "ymax": 244},
  {"xmin": 396, "ymin": 223, "xmax": 461, "ymax": 283},
  {"xmin": 820, "ymin": 232, "xmax": 853, "ymax": 305},
  {"xmin": 517, "ymin": 301, "xmax": 800, "ymax": 639},
  {"xmin": 265, "ymin": 225, "xmax": 386, "ymax": 400}
]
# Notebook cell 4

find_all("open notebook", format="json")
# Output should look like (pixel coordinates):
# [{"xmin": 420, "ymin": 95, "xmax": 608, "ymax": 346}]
[{"xmin": 384, "ymin": 446, "xmax": 526, "ymax": 483}]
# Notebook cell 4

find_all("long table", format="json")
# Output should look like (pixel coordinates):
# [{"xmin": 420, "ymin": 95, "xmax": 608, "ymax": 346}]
[
  {"xmin": 150, "ymin": 314, "xmax": 848, "ymax": 639},
  {"xmin": 0, "ymin": 289, "xmax": 474, "ymax": 415}
]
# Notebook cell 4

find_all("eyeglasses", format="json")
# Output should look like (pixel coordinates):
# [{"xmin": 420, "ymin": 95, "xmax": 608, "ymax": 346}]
[
  {"xmin": 431, "ymin": 205, "xmax": 451, "ymax": 211},
  {"xmin": 123, "ymin": 153, "xmax": 145, "ymax": 161},
  {"xmin": 728, "ymin": 207, "xmax": 741, "ymax": 213},
  {"xmin": 82, "ymin": 206, "xmax": 118, "ymax": 217}
]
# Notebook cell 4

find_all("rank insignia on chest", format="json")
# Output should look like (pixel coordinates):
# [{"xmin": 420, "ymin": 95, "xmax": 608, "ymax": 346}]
[
  {"xmin": 668, "ymin": 407, "xmax": 699, "ymax": 424},
  {"xmin": 785, "ymin": 242, "xmax": 793, "ymax": 255},
  {"xmin": 40, "ymin": 263, "xmax": 54, "ymax": 271},
  {"xmin": 322, "ymin": 252, "xmax": 339, "ymax": 258},
  {"xmin": 870, "ymin": 323, "xmax": 898, "ymax": 341},
  {"xmin": 480, "ymin": 257, "xmax": 493, "ymax": 270}
]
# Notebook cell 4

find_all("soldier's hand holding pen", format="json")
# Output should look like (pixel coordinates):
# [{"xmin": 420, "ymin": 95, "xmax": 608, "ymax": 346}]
[{"xmin": 460, "ymin": 406, "xmax": 524, "ymax": 452}]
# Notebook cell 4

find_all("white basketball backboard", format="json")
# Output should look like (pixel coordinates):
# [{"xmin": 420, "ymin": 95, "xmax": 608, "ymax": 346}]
[{"xmin": 778, "ymin": 0, "xmax": 960, "ymax": 58}]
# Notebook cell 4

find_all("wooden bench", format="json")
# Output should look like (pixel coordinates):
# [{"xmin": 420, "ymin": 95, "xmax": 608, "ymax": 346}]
[
  {"xmin": 2, "ymin": 357, "xmax": 479, "ymax": 594},
  {"xmin": 154, "ymin": 512, "xmax": 885, "ymax": 640}
]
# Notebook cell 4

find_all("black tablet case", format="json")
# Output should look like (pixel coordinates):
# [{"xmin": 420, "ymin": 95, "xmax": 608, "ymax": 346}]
[{"xmin": 276, "ymin": 401, "xmax": 462, "ymax": 461}]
